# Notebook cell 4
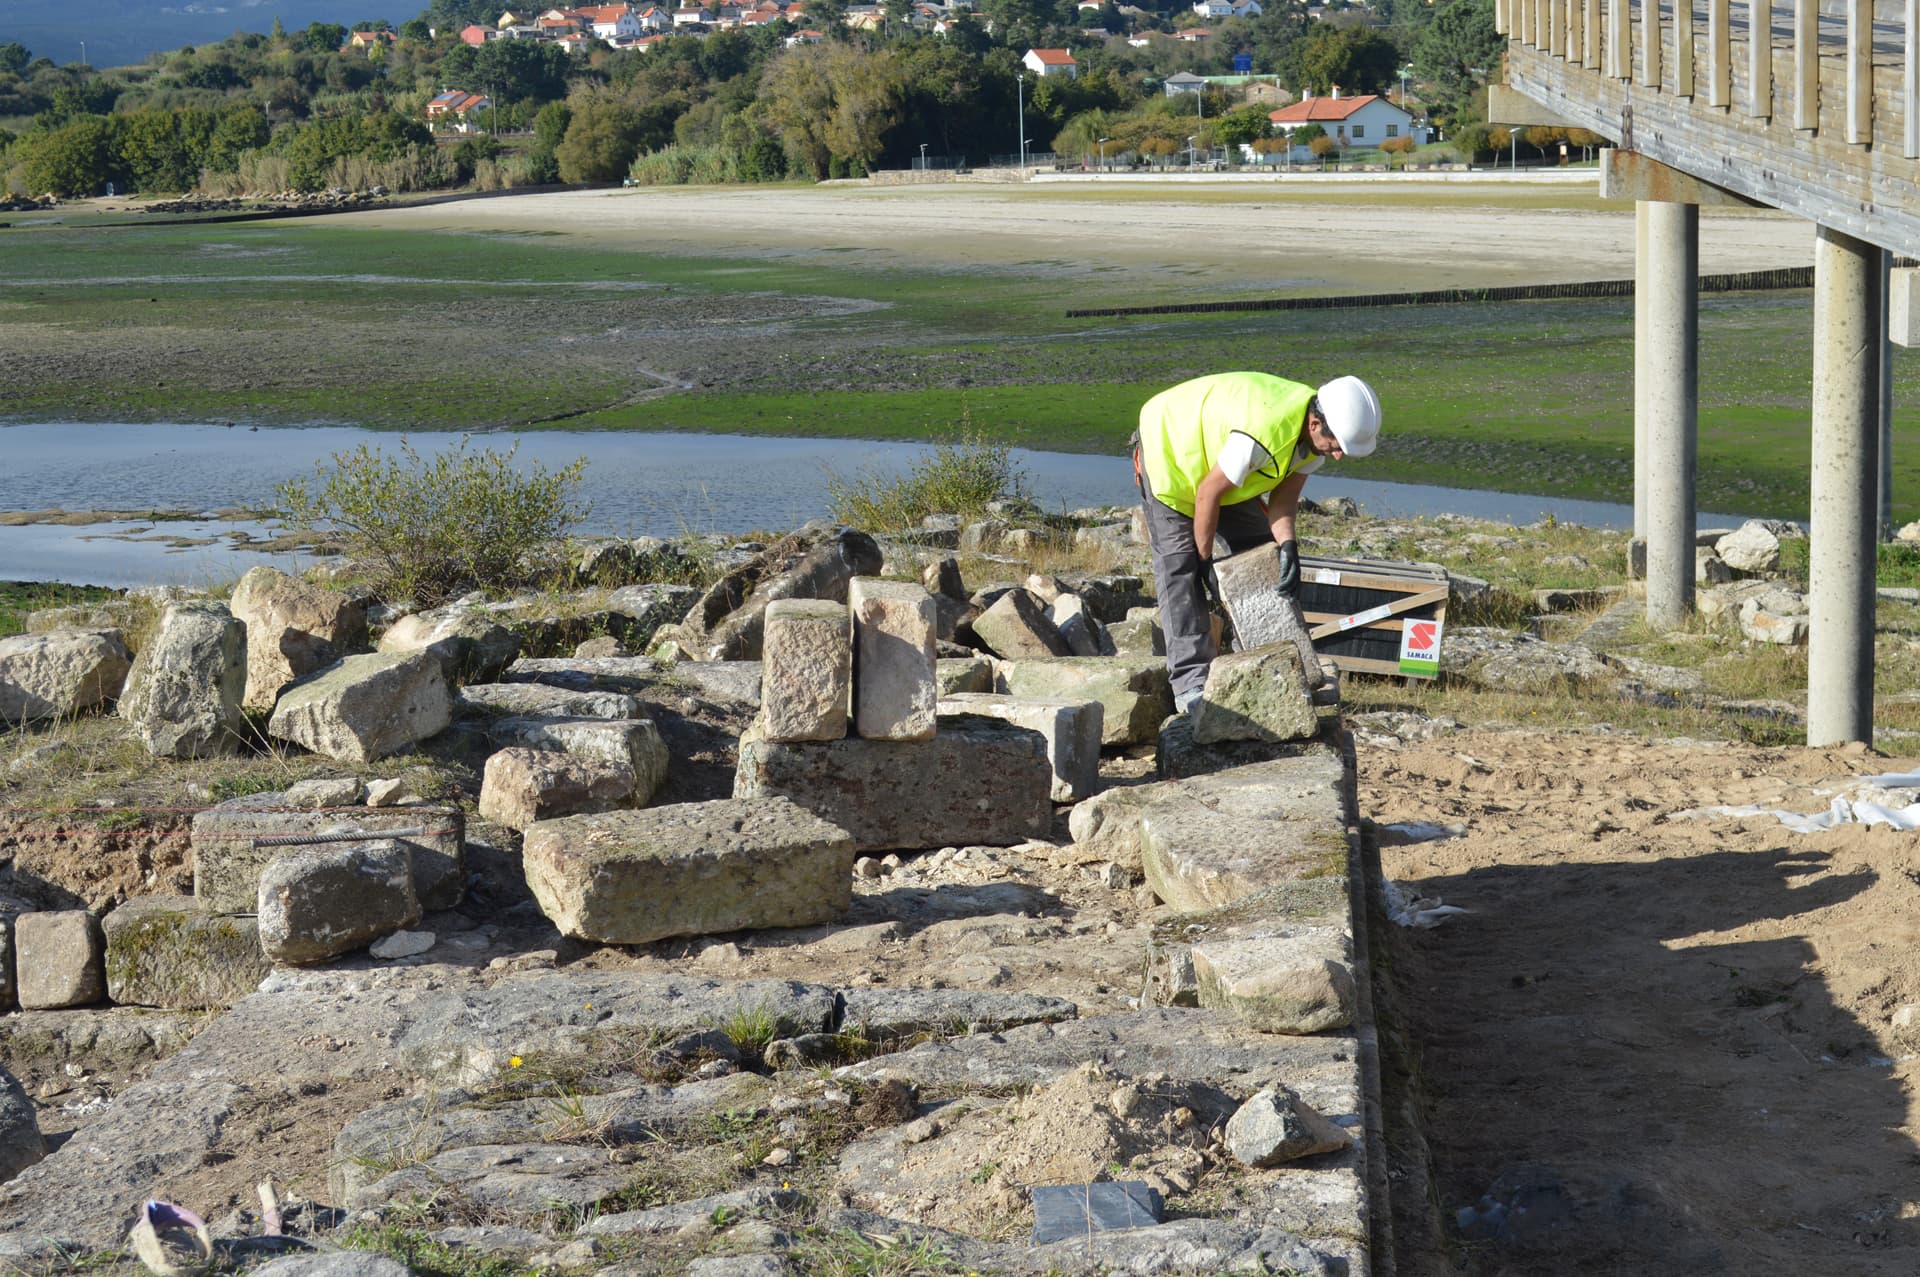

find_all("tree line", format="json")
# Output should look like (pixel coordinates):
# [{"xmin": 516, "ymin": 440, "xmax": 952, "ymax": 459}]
[{"xmin": 0, "ymin": 0, "xmax": 1516, "ymax": 198}]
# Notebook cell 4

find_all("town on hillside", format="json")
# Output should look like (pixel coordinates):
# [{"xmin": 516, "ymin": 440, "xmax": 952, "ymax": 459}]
[{"xmin": 2, "ymin": 0, "xmax": 1604, "ymax": 197}]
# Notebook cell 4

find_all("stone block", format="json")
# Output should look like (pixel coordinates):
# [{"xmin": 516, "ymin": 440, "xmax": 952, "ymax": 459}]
[
  {"xmin": 458, "ymin": 682, "xmax": 639, "ymax": 720},
  {"xmin": 1107, "ymin": 609, "xmax": 1164, "ymax": 659},
  {"xmin": 938, "ymin": 692, "xmax": 1103, "ymax": 802},
  {"xmin": 1740, "ymin": 599, "xmax": 1809, "ymax": 645},
  {"xmin": 1716, "ymin": 519, "xmax": 1788, "ymax": 573},
  {"xmin": 1210, "ymin": 547, "xmax": 1323, "ymax": 683},
  {"xmin": 759, "ymin": 598, "xmax": 851, "ymax": 742},
  {"xmin": 1696, "ymin": 548, "xmax": 1733, "ymax": 585},
  {"xmin": 0, "ymin": 1065, "xmax": 44, "ymax": 1183},
  {"xmin": 268, "ymin": 651, "xmax": 452, "ymax": 763},
  {"xmin": 117, "ymin": 601, "xmax": 248, "ymax": 758},
  {"xmin": 734, "ymin": 715, "xmax": 1053, "ymax": 852},
  {"xmin": 1047, "ymin": 594, "xmax": 1113, "ymax": 657},
  {"xmin": 229, "ymin": 565, "xmax": 367, "ymax": 713},
  {"xmin": 0, "ymin": 629, "xmax": 132, "ymax": 723},
  {"xmin": 479, "ymin": 748, "xmax": 637, "ymax": 831},
  {"xmin": 922, "ymin": 557, "xmax": 968, "ymax": 602},
  {"xmin": 1192, "ymin": 931, "xmax": 1356, "ymax": 1033},
  {"xmin": 1192, "ymin": 643, "xmax": 1318, "ymax": 744},
  {"xmin": 102, "ymin": 897, "xmax": 269, "ymax": 1010},
  {"xmin": 970, "ymin": 589, "xmax": 1072, "ymax": 660},
  {"xmin": 935, "ymin": 657, "xmax": 994, "ymax": 696},
  {"xmin": 378, "ymin": 607, "xmax": 521, "ymax": 684},
  {"xmin": 995, "ymin": 657, "xmax": 1173, "ymax": 747},
  {"xmin": 522, "ymin": 797, "xmax": 856, "ymax": 944},
  {"xmin": 258, "ymin": 839, "xmax": 421, "ymax": 966},
  {"xmin": 16, "ymin": 911, "xmax": 105, "ymax": 1010},
  {"xmin": 0, "ymin": 915, "xmax": 13, "ymax": 1010},
  {"xmin": 847, "ymin": 578, "xmax": 937, "ymax": 742},
  {"xmin": 1069, "ymin": 750, "xmax": 1351, "ymax": 884},
  {"xmin": 486, "ymin": 716, "xmax": 667, "ymax": 805},
  {"xmin": 191, "ymin": 794, "xmax": 466, "ymax": 914},
  {"xmin": 1156, "ymin": 713, "xmax": 1313, "ymax": 780}
]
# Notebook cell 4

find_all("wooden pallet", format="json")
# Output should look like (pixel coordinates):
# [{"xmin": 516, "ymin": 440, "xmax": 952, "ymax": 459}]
[{"xmin": 1295, "ymin": 554, "xmax": 1450, "ymax": 679}]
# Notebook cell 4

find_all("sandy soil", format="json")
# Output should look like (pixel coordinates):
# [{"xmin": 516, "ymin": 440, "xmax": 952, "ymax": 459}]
[
  {"xmin": 350, "ymin": 182, "xmax": 1816, "ymax": 294},
  {"xmin": 1362, "ymin": 728, "xmax": 1920, "ymax": 1275}
]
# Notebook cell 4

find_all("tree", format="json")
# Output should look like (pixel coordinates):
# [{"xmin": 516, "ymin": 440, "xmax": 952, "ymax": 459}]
[
  {"xmin": 1412, "ymin": 0, "xmax": 1501, "ymax": 124},
  {"xmin": 1296, "ymin": 25, "xmax": 1401, "ymax": 95},
  {"xmin": 0, "ymin": 43, "xmax": 30, "ymax": 75},
  {"xmin": 473, "ymin": 38, "xmax": 572, "ymax": 103},
  {"xmin": 17, "ymin": 115, "xmax": 119, "ymax": 196},
  {"xmin": 1214, "ymin": 102, "xmax": 1272, "ymax": 150},
  {"xmin": 555, "ymin": 92, "xmax": 643, "ymax": 181},
  {"xmin": 303, "ymin": 23, "xmax": 349, "ymax": 53}
]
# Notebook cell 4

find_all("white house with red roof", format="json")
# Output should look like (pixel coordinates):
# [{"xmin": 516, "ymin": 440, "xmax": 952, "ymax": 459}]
[
  {"xmin": 459, "ymin": 23, "xmax": 496, "ymax": 43},
  {"xmin": 672, "ymin": 4, "xmax": 713, "ymax": 24},
  {"xmin": 575, "ymin": 4, "xmax": 649, "ymax": 37},
  {"xmin": 1022, "ymin": 48, "xmax": 1077, "ymax": 79},
  {"xmin": 426, "ymin": 89, "xmax": 495, "ymax": 130},
  {"xmin": 1269, "ymin": 89, "xmax": 1418, "ymax": 151},
  {"xmin": 784, "ymin": 26, "xmax": 825, "ymax": 43}
]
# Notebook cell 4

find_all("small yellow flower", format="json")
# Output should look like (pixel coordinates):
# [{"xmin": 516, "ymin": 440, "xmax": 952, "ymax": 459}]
[{"xmin": 508, "ymin": 1055, "xmax": 523, "ymax": 1069}]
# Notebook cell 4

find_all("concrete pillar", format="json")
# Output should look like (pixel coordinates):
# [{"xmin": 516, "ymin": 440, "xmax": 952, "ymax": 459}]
[
  {"xmin": 1809, "ymin": 225, "xmax": 1879, "ymax": 745},
  {"xmin": 1876, "ymin": 247, "xmax": 1894, "ymax": 540},
  {"xmin": 1633, "ymin": 202, "xmax": 1651, "ymax": 544},
  {"xmin": 1644, "ymin": 201, "xmax": 1698, "ymax": 627}
]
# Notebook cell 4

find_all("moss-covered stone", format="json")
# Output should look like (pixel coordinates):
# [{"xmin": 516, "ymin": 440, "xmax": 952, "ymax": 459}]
[{"xmin": 102, "ymin": 897, "xmax": 269, "ymax": 1010}]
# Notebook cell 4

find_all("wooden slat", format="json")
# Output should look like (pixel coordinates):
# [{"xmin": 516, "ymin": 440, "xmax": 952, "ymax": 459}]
[
  {"xmin": 1907, "ymin": 0, "xmax": 1918, "ymax": 156},
  {"xmin": 1495, "ymin": 0, "xmax": 1507, "ymax": 35},
  {"xmin": 1321, "ymin": 655, "xmax": 1414, "ymax": 678},
  {"xmin": 1303, "ymin": 585, "xmax": 1451, "ymax": 642},
  {"xmin": 1674, "ymin": 0, "xmax": 1696, "ymax": 96},
  {"xmin": 1607, "ymin": 0, "xmax": 1631, "ymax": 77},
  {"xmin": 1536, "ymin": 0, "xmax": 1550, "ymax": 48},
  {"xmin": 1585, "ymin": 0, "xmax": 1603, "ymax": 66},
  {"xmin": 1708, "ymin": 0, "xmax": 1730, "ymax": 105},
  {"xmin": 1747, "ymin": 0, "xmax": 1773, "ymax": 118},
  {"xmin": 1640, "ymin": 0, "xmax": 1663, "ymax": 88},
  {"xmin": 1553, "ymin": 0, "xmax": 1569, "ymax": 58},
  {"xmin": 1794, "ymin": 0, "xmax": 1818, "ymax": 130},
  {"xmin": 1846, "ymin": 0, "xmax": 1872, "ymax": 144}
]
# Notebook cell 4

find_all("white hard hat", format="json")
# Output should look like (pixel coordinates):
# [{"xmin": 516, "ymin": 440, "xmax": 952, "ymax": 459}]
[{"xmin": 1316, "ymin": 376, "xmax": 1381, "ymax": 458}]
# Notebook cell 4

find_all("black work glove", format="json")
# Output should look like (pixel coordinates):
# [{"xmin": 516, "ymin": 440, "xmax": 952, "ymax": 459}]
[
  {"xmin": 1276, "ymin": 540, "xmax": 1301, "ymax": 596},
  {"xmin": 1202, "ymin": 562, "xmax": 1226, "ymax": 615}
]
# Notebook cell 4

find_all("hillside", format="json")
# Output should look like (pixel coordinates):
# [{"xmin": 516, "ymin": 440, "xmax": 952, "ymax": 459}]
[{"xmin": 3, "ymin": 1, "xmax": 415, "ymax": 71}]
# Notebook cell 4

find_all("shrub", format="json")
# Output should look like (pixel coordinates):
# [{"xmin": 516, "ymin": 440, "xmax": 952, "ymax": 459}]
[
  {"xmin": 273, "ymin": 436, "xmax": 589, "ymax": 606},
  {"xmin": 825, "ymin": 429, "xmax": 1026, "ymax": 532}
]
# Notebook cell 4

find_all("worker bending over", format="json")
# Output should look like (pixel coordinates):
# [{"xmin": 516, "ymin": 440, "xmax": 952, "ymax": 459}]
[{"xmin": 1134, "ymin": 371, "xmax": 1381, "ymax": 713}]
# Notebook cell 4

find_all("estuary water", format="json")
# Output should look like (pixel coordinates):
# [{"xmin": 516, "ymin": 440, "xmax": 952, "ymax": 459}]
[{"xmin": 0, "ymin": 422, "xmax": 1772, "ymax": 588}]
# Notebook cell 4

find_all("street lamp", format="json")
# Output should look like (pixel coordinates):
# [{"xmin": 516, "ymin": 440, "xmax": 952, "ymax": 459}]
[
  {"xmin": 1097, "ymin": 136, "xmax": 1109, "ymax": 173},
  {"xmin": 1509, "ymin": 126, "xmax": 1519, "ymax": 171},
  {"xmin": 919, "ymin": 142, "xmax": 928, "ymax": 171},
  {"xmin": 1016, "ymin": 73, "xmax": 1026, "ymax": 172},
  {"xmin": 1398, "ymin": 63, "xmax": 1411, "ymax": 107},
  {"xmin": 1187, "ymin": 133, "xmax": 1197, "ymax": 168}
]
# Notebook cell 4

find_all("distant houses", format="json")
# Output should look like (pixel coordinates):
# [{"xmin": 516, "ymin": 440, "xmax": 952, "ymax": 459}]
[
  {"xmin": 1022, "ymin": 48, "xmax": 1078, "ymax": 79},
  {"xmin": 426, "ymin": 89, "xmax": 495, "ymax": 131},
  {"xmin": 1269, "ymin": 90, "xmax": 1421, "ymax": 149}
]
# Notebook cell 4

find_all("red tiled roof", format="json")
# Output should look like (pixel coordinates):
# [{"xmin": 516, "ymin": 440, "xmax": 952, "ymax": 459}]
[
  {"xmin": 1027, "ymin": 47, "xmax": 1076, "ymax": 63},
  {"xmin": 1269, "ymin": 93, "xmax": 1386, "ymax": 123}
]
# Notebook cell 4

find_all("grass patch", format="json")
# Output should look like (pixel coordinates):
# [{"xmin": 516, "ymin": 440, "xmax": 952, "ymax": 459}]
[
  {"xmin": 339, "ymin": 1221, "xmax": 539, "ymax": 1277},
  {"xmin": 0, "ymin": 581, "xmax": 119, "ymax": 639}
]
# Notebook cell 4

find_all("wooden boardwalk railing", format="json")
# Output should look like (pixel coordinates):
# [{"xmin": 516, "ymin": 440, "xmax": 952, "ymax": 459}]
[{"xmin": 1499, "ymin": 0, "xmax": 1920, "ymax": 252}]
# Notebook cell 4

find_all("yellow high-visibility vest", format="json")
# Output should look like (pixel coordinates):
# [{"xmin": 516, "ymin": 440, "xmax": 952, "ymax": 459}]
[{"xmin": 1137, "ymin": 372, "xmax": 1315, "ymax": 517}]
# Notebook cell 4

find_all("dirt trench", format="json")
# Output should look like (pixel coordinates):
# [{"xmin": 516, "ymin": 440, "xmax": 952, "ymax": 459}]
[{"xmin": 1363, "ymin": 729, "xmax": 1920, "ymax": 1275}]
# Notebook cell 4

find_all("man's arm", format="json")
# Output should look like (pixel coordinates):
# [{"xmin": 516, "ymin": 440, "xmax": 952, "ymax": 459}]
[
  {"xmin": 1265, "ymin": 470, "xmax": 1310, "ymax": 543},
  {"xmin": 1192, "ymin": 466, "xmax": 1234, "ymax": 561}
]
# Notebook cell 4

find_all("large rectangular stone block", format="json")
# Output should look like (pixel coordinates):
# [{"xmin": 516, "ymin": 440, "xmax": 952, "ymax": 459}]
[
  {"xmin": 1211, "ymin": 547, "xmax": 1323, "ymax": 680},
  {"xmin": 1193, "ymin": 643, "xmax": 1318, "ymax": 744},
  {"xmin": 267, "ymin": 651, "xmax": 452, "ymax": 763},
  {"xmin": 734, "ymin": 715, "xmax": 1053, "ymax": 851},
  {"xmin": 523, "ymin": 797, "xmax": 856, "ymax": 944},
  {"xmin": 760, "ymin": 598, "xmax": 851, "ymax": 742},
  {"xmin": 486, "ymin": 716, "xmax": 667, "ymax": 805},
  {"xmin": 102, "ymin": 897, "xmax": 270, "ymax": 1010},
  {"xmin": 847, "ymin": 578, "xmax": 937, "ymax": 741},
  {"xmin": 191, "ymin": 794, "xmax": 466, "ymax": 914},
  {"xmin": 994, "ymin": 657, "xmax": 1172, "ymax": 747},
  {"xmin": 937, "ymin": 692, "xmax": 1103, "ymax": 802},
  {"xmin": 16, "ymin": 911, "xmax": 104, "ymax": 1010}
]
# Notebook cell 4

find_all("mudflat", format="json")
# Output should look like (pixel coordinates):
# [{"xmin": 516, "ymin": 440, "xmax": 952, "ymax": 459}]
[{"xmin": 352, "ymin": 180, "xmax": 1816, "ymax": 294}]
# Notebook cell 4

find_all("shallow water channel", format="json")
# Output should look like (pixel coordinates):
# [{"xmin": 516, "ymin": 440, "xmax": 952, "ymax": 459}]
[{"xmin": 0, "ymin": 422, "xmax": 1766, "ymax": 588}]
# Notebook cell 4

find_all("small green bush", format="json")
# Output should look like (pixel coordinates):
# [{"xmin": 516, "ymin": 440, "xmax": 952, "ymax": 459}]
[
  {"xmin": 274, "ymin": 436, "xmax": 589, "ymax": 606},
  {"xmin": 825, "ymin": 430, "xmax": 1027, "ymax": 533}
]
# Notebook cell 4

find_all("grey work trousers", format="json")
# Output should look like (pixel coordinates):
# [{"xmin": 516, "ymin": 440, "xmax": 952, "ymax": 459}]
[{"xmin": 1142, "ymin": 489, "xmax": 1274, "ymax": 702}]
